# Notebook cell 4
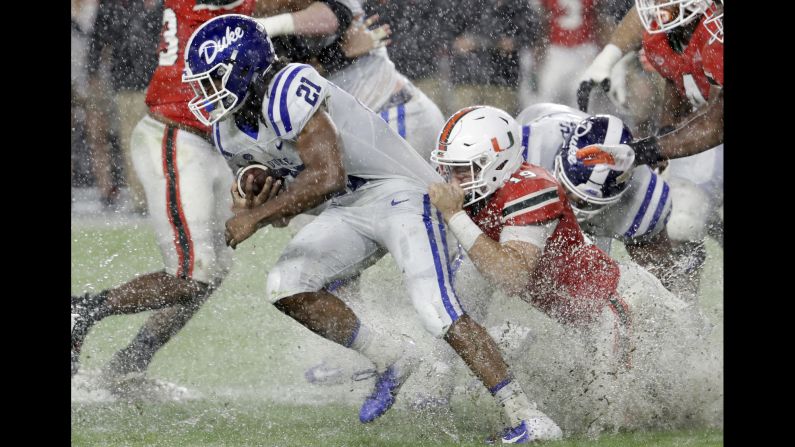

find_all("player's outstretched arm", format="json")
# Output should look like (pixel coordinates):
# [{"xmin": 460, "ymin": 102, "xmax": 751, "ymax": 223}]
[
  {"xmin": 656, "ymin": 88, "xmax": 723, "ymax": 159},
  {"xmin": 225, "ymin": 107, "xmax": 346, "ymax": 248},
  {"xmin": 429, "ymin": 183, "xmax": 542, "ymax": 296},
  {"xmin": 254, "ymin": 1, "xmax": 341, "ymax": 37},
  {"xmin": 584, "ymin": 87, "xmax": 723, "ymax": 167}
]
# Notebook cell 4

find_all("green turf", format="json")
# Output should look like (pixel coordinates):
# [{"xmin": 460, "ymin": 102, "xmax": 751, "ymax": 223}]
[
  {"xmin": 71, "ymin": 221, "xmax": 723, "ymax": 446},
  {"xmin": 71, "ymin": 400, "xmax": 723, "ymax": 447}
]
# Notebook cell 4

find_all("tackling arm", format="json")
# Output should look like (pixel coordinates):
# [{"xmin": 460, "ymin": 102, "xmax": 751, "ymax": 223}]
[
  {"xmin": 429, "ymin": 183, "xmax": 543, "ymax": 297},
  {"xmin": 464, "ymin": 227, "xmax": 542, "ymax": 297}
]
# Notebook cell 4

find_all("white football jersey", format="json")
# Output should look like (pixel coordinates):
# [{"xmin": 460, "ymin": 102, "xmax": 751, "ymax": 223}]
[
  {"xmin": 516, "ymin": 103, "xmax": 672, "ymax": 244},
  {"xmin": 212, "ymin": 63, "xmax": 441, "ymax": 190}
]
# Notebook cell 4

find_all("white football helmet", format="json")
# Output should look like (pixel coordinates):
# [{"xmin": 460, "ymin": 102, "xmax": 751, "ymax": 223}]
[
  {"xmin": 430, "ymin": 106, "xmax": 524, "ymax": 206},
  {"xmin": 702, "ymin": 1, "xmax": 723, "ymax": 44},
  {"xmin": 635, "ymin": 0, "xmax": 712, "ymax": 34}
]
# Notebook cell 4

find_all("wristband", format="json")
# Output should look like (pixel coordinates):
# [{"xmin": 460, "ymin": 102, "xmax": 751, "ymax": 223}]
[{"xmin": 448, "ymin": 211, "xmax": 484, "ymax": 251}]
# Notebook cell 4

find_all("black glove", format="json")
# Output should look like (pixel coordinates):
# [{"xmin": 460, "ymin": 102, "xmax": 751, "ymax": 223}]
[
  {"xmin": 629, "ymin": 135, "xmax": 664, "ymax": 166},
  {"xmin": 576, "ymin": 79, "xmax": 611, "ymax": 112}
]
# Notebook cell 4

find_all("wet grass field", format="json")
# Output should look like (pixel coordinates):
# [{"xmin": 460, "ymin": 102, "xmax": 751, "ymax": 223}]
[{"xmin": 71, "ymin": 218, "xmax": 723, "ymax": 446}]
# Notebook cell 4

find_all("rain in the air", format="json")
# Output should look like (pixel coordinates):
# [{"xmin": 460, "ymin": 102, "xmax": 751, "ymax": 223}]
[{"xmin": 71, "ymin": 0, "xmax": 724, "ymax": 445}]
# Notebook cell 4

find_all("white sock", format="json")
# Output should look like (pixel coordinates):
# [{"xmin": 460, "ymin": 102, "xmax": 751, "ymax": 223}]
[
  {"xmin": 348, "ymin": 323, "xmax": 410, "ymax": 372},
  {"xmin": 493, "ymin": 379, "xmax": 534, "ymax": 427}
]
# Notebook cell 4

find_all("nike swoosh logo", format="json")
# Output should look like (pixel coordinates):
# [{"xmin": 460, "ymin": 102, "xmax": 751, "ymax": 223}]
[
  {"xmin": 391, "ymin": 198, "xmax": 409, "ymax": 206},
  {"xmin": 502, "ymin": 429, "xmax": 528, "ymax": 443},
  {"xmin": 275, "ymin": 141, "xmax": 283, "ymax": 150}
]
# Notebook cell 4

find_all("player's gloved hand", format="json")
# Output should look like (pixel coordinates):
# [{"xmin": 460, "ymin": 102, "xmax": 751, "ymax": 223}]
[
  {"xmin": 429, "ymin": 183, "xmax": 465, "ymax": 222},
  {"xmin": 576, "ymin": 44, "xmax": 623, "ymax": 112},
  {"xmin": 576, "ymin": 136, "xmax": 665, "ymax": 169},
  {"xmin": 575, "ymin": 144, "xmax": 636, "ymax": 172}
]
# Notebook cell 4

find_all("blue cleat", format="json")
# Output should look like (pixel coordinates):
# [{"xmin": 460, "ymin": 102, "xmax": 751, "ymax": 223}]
[
  {"xmin": 487, "ymin": 412, "xmax": 563, "ymax": 444},
  {"xmin": 486, "ymin": 420, "xmax": 530, "ymax": 444},
  {"xmin": 359, "ymin": 365, "xmax": 407, "ymax": 423}
]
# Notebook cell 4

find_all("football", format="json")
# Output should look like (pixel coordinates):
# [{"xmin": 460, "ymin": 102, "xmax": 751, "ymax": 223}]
[{"xmin": 236, "ymin": 164, "xmax": 272, "ymax": 198}]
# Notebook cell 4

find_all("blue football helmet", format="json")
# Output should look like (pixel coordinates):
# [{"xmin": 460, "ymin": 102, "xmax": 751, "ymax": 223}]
[
  {"xmin": 554, "ymin": 115, "xmax": 634, "ymax": 222},
  {"xmin": 182, "ymin": 14, "xmax": 276, "ymax": 126}
]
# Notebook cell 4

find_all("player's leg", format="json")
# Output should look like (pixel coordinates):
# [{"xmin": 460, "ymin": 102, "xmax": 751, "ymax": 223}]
[
  {"xmin": 265, "ymin": 206, "xmax": 418, "ymax": 421},
  {"xmin": 100, "ymin": 138, "xmax": 234, "ymax": 385},
  {"xmin": 72, "ymin": 117, "xmax": 232, "ymax": 377},
  {"xmin": 114, "ymin": 90, "xmax": 149, "ymax": 214},
  {"xmin": 660, "ymin": 172, "xmax": 713, "ymax": 302},
  {"xmin": 377, "ymin": 189, "xmax": 561, "ymax": 442}
]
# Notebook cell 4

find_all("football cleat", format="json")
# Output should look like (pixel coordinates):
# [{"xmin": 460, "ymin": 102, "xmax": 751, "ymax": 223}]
[
  {"xmin": 487, "ymin": 410, "xmax": 563, "ymax": 444},
  {"xmin": 359, "ymin": 347, "xmax": 417, "ymax": 423},
  {"xmin": 359, "ymin": 365, "xmax": 406, "ymax": 423},
  {"xmin": 487, "ymin": 420, "xmax": 531, "ymax": 444}
]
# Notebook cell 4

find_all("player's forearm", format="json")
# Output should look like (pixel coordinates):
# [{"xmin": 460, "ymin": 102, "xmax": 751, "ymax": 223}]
[
  {"xmin": 658, "ymin": 80, "xmax": 691, "ymax": 129},
  {"xmin": 658, "ymin": 91, "xmax": 724, "ymax": 159},
  {"xmin": 255, "ymin": 2, "xmax": 339, "ymax": 37},
  {"xmin": 467, "ymin": 237, "xmax": 533, "ymax": 297},
  {"xmin": 249, "ymin": 168, "xmax": 345, "ymax": 226},
  {"xmin": 608, "ymin": 5, "xmax": 645, "ymax": 53},
  {"xmin": 446, "ymin": 211, "xmax": 533, "ymax": 296}
]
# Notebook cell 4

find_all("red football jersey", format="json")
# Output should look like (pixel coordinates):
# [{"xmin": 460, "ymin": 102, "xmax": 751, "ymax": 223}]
[
  {"xmin": 642, "ymin": 15, "xmax": 719, "ymax": 104},
  {"xmin": 542, "ymin": 0, "xmax": 598, "ymax": 47},
  {"xmin": 700, "ymin": 38, "xmax": 723, "ymax": 87},
  {"xmin": 145, "ymin": 0, "xmax": 256, "ymax": 133},
  {"xmin": 465, "ymin": 162, "xmax": 625, "ymax": 327}
]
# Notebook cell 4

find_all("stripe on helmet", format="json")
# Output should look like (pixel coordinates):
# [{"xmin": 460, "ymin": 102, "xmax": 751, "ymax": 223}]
[
  {"xmin": 438, "ymin": 106, "xmax": 481, "ymax": 151},
  {"xmin": 604, "ymin": 115, "xmax": 624, "ymax": 145}
]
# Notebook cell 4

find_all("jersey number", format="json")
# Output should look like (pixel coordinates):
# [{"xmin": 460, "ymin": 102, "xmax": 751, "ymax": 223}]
[
  {"xmin": 557, "ymin": 0, "xmax": 584, "ymax": 30},
  {"xmin": 296, "ymin": 77, "xmax": 321, "ymax": 106},
  {"xmin": 158, "ymin": 8, "xmax": 178, "ymax": 66},
  {"xmin": 510, "ymin": 171, "xmax": 537, "ymax": 183}
]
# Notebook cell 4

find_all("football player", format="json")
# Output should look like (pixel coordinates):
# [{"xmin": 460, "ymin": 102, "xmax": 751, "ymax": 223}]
[
  {"xmin": 575, "ymin": 0, "xmax": 724, "ymax": 299},
  {"xmin": 183, "ymin": 15, "xmax": 561, "ymax": 442},
  {"xmin": 260, "ymin": 0, "xmax": 452, "ymax": 409},
  {"xmin": 429, "ymin": 106, "xmax": 634, "ymax": 364},
  {"xmin": 70, "ymin": 0, "xmax": 387, "ymax": 396},
  {"xmin": 516, "ymin": 103, "xmax": 678, "ymax": 290},
  {"xmin": 429, "ymin": 105, "xmax": 709, "ymax": 431}
]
